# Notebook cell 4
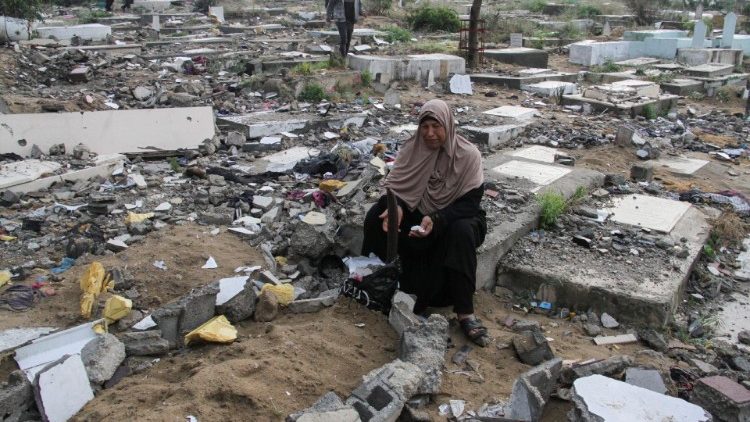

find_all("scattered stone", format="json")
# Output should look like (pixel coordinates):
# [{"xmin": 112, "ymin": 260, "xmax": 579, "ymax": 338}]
[
  {"xmin": 120, "ymin": 330, "xmax": 171, "ymax": 356},
  {"xmin": 254, "ymin": 289, "xmax": 279, "ymax": 322},
  {"xmin": 691, "ymin": 375, "xmax": 750, "ymax": 422},
  {"xmin": 600, "ymin": 313, "xmax": 619, "ymax": 329},
  {"xmin": 80, "ymin": 333, "xmax": 126, "ymax": 384},
  {"xmin": 630, "ymin": 163, "xmax": 653, "ymax": 182},
  {"xmin": 625, "ymin": 367, "xmax": 667, "ymax": 394},
  {"xmin": 582, "ymin": 323, "xmax": 602, "ymax": 337},
  {"xmin": 346, "ymin": 359, "xmax": 424, "ymax": 422},
  {"xmin": 506, "ymin": 358, "xmax": 563, "ymax": 421},
  {"xmin": 560, "ymin": 355, "xmax": 633, "ymax": 385},
  {"xmin": 399, "ymin": 314, "xmax": 448, "ymax": 394},
  {"xmin": 639, "ymin": 329, "xmax": 669, "ymax": 352},
  {"xmin": 0, "ymin": 370, "xmax": 35, "ymax": 422},
  {"xmin": 513, "ymin": 331, "xmax": 555, "ymax": 366},
  {"xmin": 738, "ymin": 330, "xmax": 750, "ymax": 346}
]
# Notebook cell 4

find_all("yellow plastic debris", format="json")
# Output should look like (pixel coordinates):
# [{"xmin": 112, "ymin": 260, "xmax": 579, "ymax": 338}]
[
  {"xmin": 103, "ymin": 295, "xmax": 132, "ymax": 323},
  {"xmin": 260, "ymin": 283, "xmax": 294, "ymax": 305},
  {"xmin": 0, "ymin": 270, "xmax": 11, "ymax": 288},
  {"xmin": 319, "ymin": 179, "xmax": 346, "ymax": 192},
  {"xmin": 275, "ymin": 256, "xmax": 288, "ymax": 266},
  {"xmin": 0, "ymin": 235, "xmax": 16, "ymax": 242},
  {"xmin": 124, "ymin": 212, "xmax": 154, "ymax": 225},
  {"xmin": 79, "ymin": 262, "xmax": 113, "ymax": 319},
  {"xmin": 93, "ymin": 323, "xmax": 107, "ymax": 334},
  {"xmin": 184, "ymin": 315, "xmax": 237, "ymax": 345}
]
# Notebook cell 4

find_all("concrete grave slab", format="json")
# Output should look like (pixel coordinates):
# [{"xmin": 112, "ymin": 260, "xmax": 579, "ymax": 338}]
[
  {"xmin": 485, "ymin": 47, "xmax": 548, "ymax": 68},
  {"xmin": 509, "ymin": 145, "xmax": 560, "ymax": 163},
  {"xmin": 461, "ymin": 124, "xmax": 527, "ymax": 148},
  {"xmin": 661, "ymin": 78, "xmax": 704, "ymax": 96},
  {"xmin": 571, "ymin": 375, "xmax": 710, "ymax": 421},
  {"xmin": 522, "ymin": 80, "xmax": 577, "ymax": 96},
  {"xmin": 1, "ymin": 107, "xmax": 214, "ymax": 156},
  {"xmin": 348, "ymin": 53, "xmax": 465, "ymax": 83},
  {"xmin": 471, "ymin": 70, "xmax": 578, "ymax": 90},
  {"xmin": 0, "ymin": 328, "xmax": 56, "ymax": 354},
  {"xmin": 15, "ymin": 320, "xmax": 102, "ymax": 382},
  {"xmin": 686, "ymin": 63, "xmax": 735, "ymax": 78},
  {"xmin": 615, "ymin": 57, "xmax": 661, "ymax": 67},
  {"xmin": 0, "ymin": 160, "xmax": 62, "ymax": 190},
  {"xmin": 36, "ymin": 24, "xmax": 111, "ymax": 41},
  {"xmin": 677, "ymin": 48, "xmax": 743, "ymax": 67},
  {"xmin": 34, "ymin": 354, "xmax": 94, "ymax": 422},
  {"xmin": 491, "ymin": 160, "xmax": 571, "ymax": 189},
  {"xmin": 654, "ymin": 156, "xmax": 709, "ymax": 175},
  {"xmin": 484, "ymin": 105, "xmax": 538, "ymax": 120},
  {"xmin": 4, "ymin": 154, "xmax": 124, "ymax": 194},
  {"xmin": 603, "ymin": 194, "xmax": 692, "ymax": 233},
  {"xmin": 132, "ymin": 0, "xmax": 173, "ymax": 11}
]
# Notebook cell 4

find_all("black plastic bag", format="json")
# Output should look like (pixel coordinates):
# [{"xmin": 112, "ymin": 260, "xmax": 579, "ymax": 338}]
[{"xmin": 340, "ymin": 262, "xmax": 399, "ymax": 313}]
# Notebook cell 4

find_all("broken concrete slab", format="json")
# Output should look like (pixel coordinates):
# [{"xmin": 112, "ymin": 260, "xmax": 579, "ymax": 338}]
[
  {"xmin": 507, "ymin": 358, "xmax": 563, "ymax": 421},
  {"xmin": 2, "ymin": 154, "xmax": 125, "ymax": 194},
  {"xmin": 562, "ymin": 91, "xmax": 679, "ymax": 118},
  {"xmin": 217, "ymin": 112, "xmax": 366, "ymax": 139},
  {"xmin": 571, "ymin": 375, "xmax": 710, "ymax": 421},
  {"xmin": 80, "ymin": 333, "xmax": 126, "ymax": 384},
  {"xmin": 509, "ymin": 145, "xmax": 561, "ymax": 164},
  {"xmin": 485, "ymin": 47, "xmax": 549, "ymax": 68},
  {"xmin": 654, "ymin": 156, "xmax": 709, "ymax": 175},
  {"xmin": 491, "ymin": 160, "xmax": 572, "ymax": 189},
  {"xmin": 625, "ymin": 367, "xmax": 667, "ymax": 394},
  {"xmin": 0, "ymin": 159, "xmax": 62, "ymax": 189},
  {"xmin": 484, "ymin": 105, "xmax": 539, "ymax": 121},
  {"xmin": 677, "ymin": 48, "xmax": 743, "ymax": 67},
  {"xmin": 346, "ymin": 359, "xmax": 423, "ymax": 422},
  {"xmin": 348, "ymin": 53, "xmax": 465, "ymax": 83},
  {"xmin": 513, "ymin": 331, "xmax": 555, "ymax": 366},
  {"xmin": 0, "ymin": 370, "xmax": 35, "ymax": 422},
  {"xmin": 35, "ymin": 24, "xmax": 111, "ymax": 41},
  {"xmin": 603, "ymin": 194, "xmax": 692, "ymax": 233},
  {"xmin": 213, "ymin": 276, "xmax": 256, "ymax": 323},
  {"xmin": 462, "ymin": 124, "xmax": 528, "ymax": 148},
  {"xmin": 686, "ymin": 63, "xmax": 735, "ymax": 78},
  {"xmin": 470, "ymin": 70, "xmax": 577, "ymax": 90},
  {"xmin": 120, "ymin": 330, "xmax": 171, "ymax": 356},
  {"xmin": 561, "ymin": 355, "xmax": 633, "ymax": 385},
  {"xmin": 691, "ymin": 375, "xmax": 750, "ymax": 422},
  {"xmin": 0, "ymin": 327, "xmax": 56, "ymax": 354},
  {"xmin": 33, "ymin": 354, "xmax": 95, "ymax": 422},
  {"xmin": 287, "ymin": 294, "xmax": 337, "ymax": 314},
  {"xmin": 14, "ymin": 320, "xmax": 102, "ymax": 382},
  {"xmin": 399, "ymin": 314, "xmax": 448, "ymax": 395},
  {"xmin": 522, "ymin": 81, "xmax": 577, "ymax": 97},
  {"xmin": 1, "ymin": 107, "xmax": 214, "ymax": 157}
]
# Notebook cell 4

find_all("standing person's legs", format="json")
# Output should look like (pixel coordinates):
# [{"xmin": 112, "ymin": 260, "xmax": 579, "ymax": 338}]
[
  {"xmin": 105, "ymin": 0, "xmax": 114, "ymax": 11},
  {"xmin": 335, "ymin": 21, "xmax": 348, "ymax": 57},
  {"xmin": 345, "ymin": 21, "xmax": 355, "ymax": 55}
]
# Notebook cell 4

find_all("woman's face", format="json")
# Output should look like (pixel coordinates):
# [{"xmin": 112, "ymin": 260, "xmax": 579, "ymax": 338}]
[{"xmin": 419, "ymin": 117, "xmax": 446, "ymax": 150}]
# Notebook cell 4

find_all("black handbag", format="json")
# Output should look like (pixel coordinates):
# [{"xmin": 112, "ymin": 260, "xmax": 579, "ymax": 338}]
[{"xmin": 340, "ymin": 189, "xmax": 400, "ymax": 313}]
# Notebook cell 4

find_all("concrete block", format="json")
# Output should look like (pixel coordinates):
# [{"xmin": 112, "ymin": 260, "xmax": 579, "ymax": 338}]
[
  {"xmin": 151, "ymin": 305, "xmax": 182, "ymax": 347},
  {"xmin": 677, "ymin": 48, "xmax": 743, "ymax": 66},
  {"xmin": 347, "ymin": 53, "xmax": 465, "ymax": 82},
  {"xmin": 177, "ymin": 284, "xmax": 219, "ymax": 333},
  {"xmin": 36, "ymin": 24, "xmax": 111, "ymax": 41},
  {"xmin": 399, "ymin": 315, "xmax": 448, "ymax": 395},
  {"xmin": 560, "ymin": 355, "xmax": 633, "ymax": 385},
  {"xmin": 692, "ymin": 376, "xmax": 750, "ymax": 422},
  {"xmin": 0, "ymin": 370, "xmax": 34, "ymax": 422},
  {"xmin": 625, "ymin": 368, "xmax": 667, "ymax": 394},
  {"xmin": 486, "ymin": 47, "xmax": 548, "ymax": 68},
  {"xmin": 80, "ymin": 333, "xmax": 126, "ymax": 384},
  {"xmin": 623, "ymin": 29, "xmax": 689, "ymax": 41},
  {"xmin": 484, "ymin": 105, "xmax": 538, "ymax": 120},
  {"xmin": 214, "ymin": 277, "xmax": 257, "ymax": 323},
  {"xmin": 388, "ymin": 302, "xmax": 420, "ymax": 337},
  {"xmin": 569, "ymin": 40, "xmax": 643, "ymax": 66},
  {"xmin": 120, "ymin": 330, "xmax": 171, "ymax": 356},
  {"xmin": 68, "ymin": 66, "xmax": 92, "ymax": 83},
  {"xmin": 507, "ymin": 358, "xmax": 563, "ymax": 421},
  {"xmin": 1, "ymin": 107, "xmax": 214, "ymax": 157},
  {"xmin": 513, "ymin": 331, "xmax": 555, "ymax": 366},
  {"xmin": 347, "ymin": 359, "xmax": 423, "ymax": 422},
  {"xmin": 462, "ymin": 124, "xmax": 527, "ymax": 147},
  {"xmin": 686, "ymin": 63, "xmax": 735, "ymax": 78},
  {"xmin": 571, "ymin": 375, "xmax": 710, "ymax": 421},
  {"xmin": 33, "ymin": 355, "xmax": 94, "ymax": 422}
]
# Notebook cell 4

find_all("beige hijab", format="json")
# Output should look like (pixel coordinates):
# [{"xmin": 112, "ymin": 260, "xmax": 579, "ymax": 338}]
[{"xmin": 384, "ymin": 99, "xmax": 483, "ymax": 215}]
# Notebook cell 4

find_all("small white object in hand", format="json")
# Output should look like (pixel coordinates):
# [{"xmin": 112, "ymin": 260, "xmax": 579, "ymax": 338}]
[{"xmin": 410, "ymin": 225, "xmax": 425, "ymax": 233}]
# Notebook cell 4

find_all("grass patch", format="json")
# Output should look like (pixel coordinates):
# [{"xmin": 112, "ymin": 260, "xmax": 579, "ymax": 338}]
[
  {"xmin": 647, "ymin": 72, "xmax": 675, "ymax": 84},
  {"xmin": 524, "ymin": 0, "xmax": 547, "ymax": 12},
  {"xmin": 407, "ymin": 5, "xmax": 461, "ymax": 32},
  {"xmin": 576, "ymin": 4, "xmax": 600, "ymax": 18},
  {"xmin": 360, "ymin": 70, "xmax": 372, "ymax": 87},
  {"xmin": 590, "ymin": 59, "xmax": 622, "ymax": 73},
  {"xmin": 77, "ymin": 9, "xmax": 112, "ymax": 23},
  {"xmin": 298, "ymin": 83, "xmax": 327, "ymax": 102},
  {"xmin": 365, "ymin": 0, "xmax": 392, "ymax": 15},
  {"xmin": 291, "ymin": 61, "xmax": 330, "ymax": 76},
  {"xmin": 641, "ymin": 104, "xmax": 657, "ymax": 120},
  {"xmin": 538, "ymin": 191, "xmax": 567, "ymax": 229},
  {"xmin": 687, "ymin": 91, "xmax": 705, "ymax": 101},
  {"xmin": 383, "ymin": 25, "xmax": 413, "ymax": 43}
]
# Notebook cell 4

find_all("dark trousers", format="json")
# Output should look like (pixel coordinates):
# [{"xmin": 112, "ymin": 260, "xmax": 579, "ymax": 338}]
[
  {"xmin": 335, "ymin": 21, "xmax": 355, "ymax": 56},
  {"xmin": 361, "ymin": 196, "xmax": 486, "ymax": 315},
  {"xmin": 105, "ymin": 0, "xmax": 114, "ymax": 11}
]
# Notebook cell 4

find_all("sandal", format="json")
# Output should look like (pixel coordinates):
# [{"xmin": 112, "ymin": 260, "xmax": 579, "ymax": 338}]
[{"xmin": 459, "ymin": 316, "xmax": 490, "ymax": 347}]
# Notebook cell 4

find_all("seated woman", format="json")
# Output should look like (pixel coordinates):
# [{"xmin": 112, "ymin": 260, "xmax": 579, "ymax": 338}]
[{"xmin": 361, "ymin": 99, "xmax": 489, "ymax": 346}]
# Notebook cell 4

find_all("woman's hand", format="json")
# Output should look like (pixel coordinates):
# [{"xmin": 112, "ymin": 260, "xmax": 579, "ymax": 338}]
[
  {"xmin": 409, "ymin": 215, "xmax": 433, "ymax": 238},
  {"xmin": 379, "ymin": 205, "xmax": 403, "ymax": 233}
]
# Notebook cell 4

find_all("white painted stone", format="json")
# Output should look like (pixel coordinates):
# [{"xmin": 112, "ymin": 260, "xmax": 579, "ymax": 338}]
[
  {"xmin": 603, "ymin": 194, "xmax": 691, "ymax": 233},
  {"xmin": 0, "ymin": 328, "xmax": 56, "ymax": 354},
  {"xmin": 34, "ymin": 354, "xmax": 94, "ymax": 422},
  {"xmin": 1, "ymin": 107, "xmax": 214, "ymax": 156},
  {"xmin": 151, "ymin": 15, "xmax": 160, "ymax": 32},
  {"xmin": 572, "ymin": 375, "xmax": 710, "ymax": 422},
  {"xmin": 517, "ymin": 68, "xmax": 555, "ymax": 77},
  {"xmin": 491, "ymin": 160, "xmax": 571, "ymax": 187},
  {"xmin": 262, "ymin": 146, "xmax": 316, "ymax": 173},
  {"xmin": 522, "ymin": 81, "xmax": 577, "ymax": 96},
  {"xmin": 36, "ymin": 24, "xmax": 111, "ymax": 41},
  {"xmin": 484, "ymin": 105, "xmax": 539, "ymax": 120},
  {"xmin": 449, "ymin": 74, "xmax": 473, "ymax": 95},
  {"xmin": 692, "ymin": 20, "xmax": 707, "ymax": 48},
  {"xmin": 215, "ymin": 276, "xmax": 249, "ymax": 306},
  {"xmin": 510, "ymin": 145, "xmax": 560, "ymax": 163},
  {"xmin": 722, "ymin": 12, "xmax": 737, "ymax": 48},
  {"xmin": 654, "ymin": 157, "xmax": 708, "ymax": 175},
  {"xmin": 252, "ymin": 195, "xmax": 274, "ymax": 210}
]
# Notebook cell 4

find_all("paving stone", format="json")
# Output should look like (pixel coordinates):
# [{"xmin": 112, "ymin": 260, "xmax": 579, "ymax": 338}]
[
  {"xmin": 625, "ymin": 367, "xmax": 667, "ymax": 394},
  {"xmin": 513, "ymin": 331, "xmax": 555, "ymax": 366},
  {"xmin": 80, "ymin": 332, "xmax": 126, "ymax": 384},
  {"xmin": 691, "ymin": 375, "xmax": 750, "ymax": 422}
]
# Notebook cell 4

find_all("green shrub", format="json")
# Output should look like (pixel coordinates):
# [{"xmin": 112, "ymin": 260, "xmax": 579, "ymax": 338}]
[
  {"xmin": 384, "ymin": 25, "xmax": 413, "ymax": 43},
  {"xmin": 558, "ymin": 21, "xmax": 582, "ymax": 40},
  {"xmin": 688, "ymin": 91, "xmax": 705, "ymax": 101},
  {"xmin": 298, "ymin": 83, "xmax": 327, "ymax": 102},
  {"xmin": 590, "ymin": 59, "xmax": 622, "ymax": 73},
  {"xmin": 360, "ymin": 70, "xmax": 373, "ymax": 87},
  {"xmin": 537, "ymin": 191, "xmax": 566, "ymax": 229},
  {"xmin": 407, "ymin": 5, "xmax": 461, "ymax": 32},
  {"xmin": 365, "ymin": 0, "xmax": 392, "ymax": 15},
  {"xmin": 0, "ymin": 0, "xmax": 44, "ymax": 20},
  {"xmin": 291, "ymin": 61, "xmax": 330, "ymax": 76},
  {"xmin": 577, "ymin": 5, "xmax": 600, "ymax": 18},
  {"xmin": 78, "ymin": 9, "xmax": 112, "ymax": 23},
  {"xmin": 648, "ymin": 72, "xmax": 675, "ymax": 84},
  {"xmin": 524, "ymin": 0, "xmax": 547, "ymax": 12}
]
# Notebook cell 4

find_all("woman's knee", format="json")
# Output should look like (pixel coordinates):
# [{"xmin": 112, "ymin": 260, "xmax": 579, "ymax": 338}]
[{"xmin": 446, "ymin": 218, "xmax": 477, "ymax": 244}]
